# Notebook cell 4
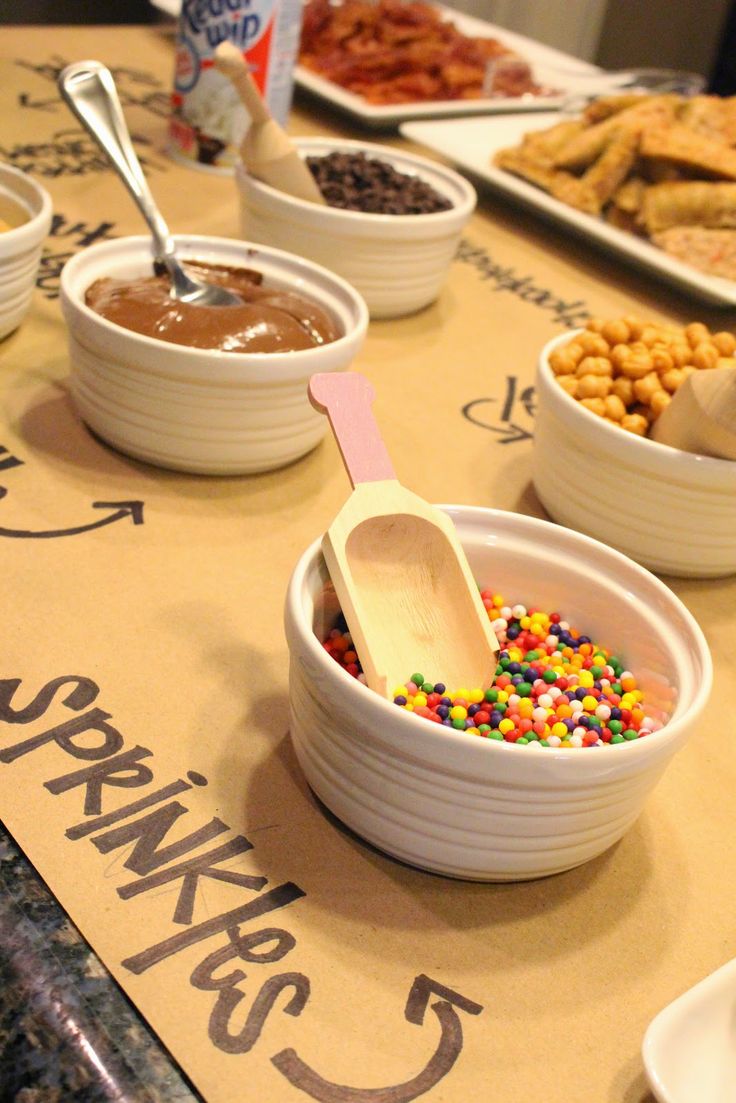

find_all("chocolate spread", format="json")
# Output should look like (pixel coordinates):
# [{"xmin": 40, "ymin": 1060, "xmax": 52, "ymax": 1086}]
[{"xmin": 84, "ymin": 260, "xmax": 341, "ymax": 353}]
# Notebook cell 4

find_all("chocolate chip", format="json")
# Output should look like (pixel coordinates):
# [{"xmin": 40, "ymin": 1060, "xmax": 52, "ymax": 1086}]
[{"xmin": 306, "ymin": 152, "xmax": 453, "ymax": 215}]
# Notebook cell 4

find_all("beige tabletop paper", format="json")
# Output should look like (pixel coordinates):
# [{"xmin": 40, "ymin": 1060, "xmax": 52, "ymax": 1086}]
[{"xmin": 2, "ymin": 25, "xmax": 736, "ymax": 1103}]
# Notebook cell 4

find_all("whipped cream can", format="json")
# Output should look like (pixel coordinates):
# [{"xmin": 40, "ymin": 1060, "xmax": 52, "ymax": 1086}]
[{"xmin": 169, "ymin": 0, "xmax": 303, "ymax": 172}]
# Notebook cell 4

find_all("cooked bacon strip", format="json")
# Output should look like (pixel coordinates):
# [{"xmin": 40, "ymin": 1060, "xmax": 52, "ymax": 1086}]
[{"xmin": 298, "ymin": 0, "xmax": 547, "ymax": 104}]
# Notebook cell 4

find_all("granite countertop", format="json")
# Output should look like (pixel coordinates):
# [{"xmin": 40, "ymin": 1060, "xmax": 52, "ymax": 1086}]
[{"xmin": 0, "ymin": 827, "xmax": 200, "ymax": 1103}]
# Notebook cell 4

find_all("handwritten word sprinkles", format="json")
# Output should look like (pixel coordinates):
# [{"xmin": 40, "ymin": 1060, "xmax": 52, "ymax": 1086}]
[
  {"xmin": 0, "ymin": 672, "xmax": 484, "ymax": 1097},
  {"xmin": 15, "ymin": 56, "xmax": 170, "ymax": 118},
  {"xmin": 37, "ymin": 213, "xmax": 117, "ymax": 300},
  {"xmin": 0, "ymin": 674, "xmax": 307, "ymax": 1050},
  {"xmin": 1, "ymin": 128, "xmax": 167, "ymax": 179},
  {"xmin": 455, "ymin": 239, "xmax": 592, "ymax": 329},
  {"xmin": 324, "ymin": 592, "xmax": 666, "ymax": 748}
]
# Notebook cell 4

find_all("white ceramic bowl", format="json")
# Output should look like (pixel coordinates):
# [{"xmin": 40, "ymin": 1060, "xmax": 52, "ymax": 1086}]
[
  {"xmin": 236, "ymin": 137, "xmax": 476, "ymax": 319},
  {"xmin": 643, "ymin": 957, "xmax": 736, "ymax": 1103},
  {"xmin": 285, "ymin": 505, "xmax": 711, "ymax": 881},
  {"xmin": 0, "ymin": 163, "xmax": 53, "ymax": 340},
  {"xmin": 534, "ymin": 332, "xmax": 736, "ymax": 578},
  {"xmin": 59, "ymin": 235, "xmax": 368, "ymax": 475}
]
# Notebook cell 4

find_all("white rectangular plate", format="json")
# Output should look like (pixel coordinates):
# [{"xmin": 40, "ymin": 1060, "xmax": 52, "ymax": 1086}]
[
  {"xmin": 401, "ymin": 112, "xmax": 736, "ymax": 307},
  {"xmin": 295, "ymin": 6, "xmax": 599, "ymax": 127}
]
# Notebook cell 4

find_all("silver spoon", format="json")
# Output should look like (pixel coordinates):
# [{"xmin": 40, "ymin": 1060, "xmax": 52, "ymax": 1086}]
[{"xmin": 58, "ymin": 60, "xmax": 242, "ymax": 308}]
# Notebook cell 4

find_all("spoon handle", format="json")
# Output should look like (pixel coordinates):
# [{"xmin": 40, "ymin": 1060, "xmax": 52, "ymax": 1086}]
[
  {"xmin": 309, "ymin": 373, "xmax": 396, "ymax": 489},
  {"xmin": 58, "ymin": 61, "xmax": 179, "ymax": 280}
]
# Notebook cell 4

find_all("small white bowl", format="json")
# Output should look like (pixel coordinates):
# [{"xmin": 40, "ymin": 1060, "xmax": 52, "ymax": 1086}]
[
  {"xmin": 0, "ymin": 163, "xmax": 53, "ymax": 340},
  {"xmin": 285, "ymin": 505, "xmax": 711, "ymax": 881},
  {"xmin": 236, "ymin": 137, "xmax": 476, "ymax": 319},
  {"xmin": 534, "ymin": 332, "xmax": 736, "ymax": 578},
  {"xmin": 60, "ymin": 235, "xmax": 368, "ymax": 475},
  {"xmin": 643, "ymin": 957, "xmax": 736, "ymax": 1103}
]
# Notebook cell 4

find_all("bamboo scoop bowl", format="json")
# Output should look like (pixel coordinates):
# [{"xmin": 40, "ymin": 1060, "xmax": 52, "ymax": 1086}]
[
  {"xmin": 308, "ymin": 372, "xmax": 499, "ymax": 699},
  {"xmin": 214, "ymin": 42, "xmax": 325, "ymax": 205},
  {"xmin": 650, "ymin": 366, "xmax": 736, "ymax": 460}
]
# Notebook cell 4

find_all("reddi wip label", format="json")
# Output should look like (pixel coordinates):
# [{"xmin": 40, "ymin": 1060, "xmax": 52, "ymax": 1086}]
[{"xmin": 169, "ymin": 0, "xmax": 303, "ymax": 172}]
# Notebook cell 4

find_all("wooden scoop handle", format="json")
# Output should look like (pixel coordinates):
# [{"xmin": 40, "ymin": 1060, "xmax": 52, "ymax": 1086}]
[
  {"xmin": 651, "ymin": 366, "xmax": 736, "ymax": 459},
  {"xmin": 214, "ymin": 41, "xmax": 270, "ymax": 124},
  {"xmin": 309, "ymin": 373, "xmax": 396, "ymax": 488}
]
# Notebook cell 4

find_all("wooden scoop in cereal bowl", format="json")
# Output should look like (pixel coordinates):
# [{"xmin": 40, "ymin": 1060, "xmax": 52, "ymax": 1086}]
[
  {"xmin": 308, "ymin": 371, "xmax": 499, "ymax": 700},
  {"xmin": 650, "ymin": 364, "xmax": 736, "ymax": 460}
]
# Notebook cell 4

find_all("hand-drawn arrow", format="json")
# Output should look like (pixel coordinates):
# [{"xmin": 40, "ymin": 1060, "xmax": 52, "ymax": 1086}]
[
  {"xmin": 485, "ymin": 421, "xmax": 532, "ymax": 444},
  {"xmin": 0, "ymin": 446, "xmax": 24, "ymax": 471},
  {"xmin": 0, "ymin": 500, "xmax": 144, "ymax": 539},
  {"xmin": 461, "ymin": 398, "xmax": 533, "ymax": 444},
  {"xmin": 271, "ymin": 974, "xmax": 483, "ymax": 1103}
]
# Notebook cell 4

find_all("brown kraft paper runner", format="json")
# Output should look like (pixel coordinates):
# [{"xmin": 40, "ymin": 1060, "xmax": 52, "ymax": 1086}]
[{"xmin": 1, "ymin": 25, "xmax": 735, "ymax": 1103}]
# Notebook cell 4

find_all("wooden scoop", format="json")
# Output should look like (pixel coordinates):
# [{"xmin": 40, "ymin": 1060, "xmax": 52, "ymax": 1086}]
[
  {"xmin": 650, "ymin": 366, "xmax": 736, "ymax": 460},
  {"xmin": 309, "ymin": 372, "xmax": 499, "ymax": 700},
  {"xmin": 213, "ymin": 41, "xmax": 325, "ymax": 205}
]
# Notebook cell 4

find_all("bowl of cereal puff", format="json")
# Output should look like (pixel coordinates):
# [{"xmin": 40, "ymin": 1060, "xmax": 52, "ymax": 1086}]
[{"xmin": 534, "ymin": 316, "xmax": 736, "ymax": 577}]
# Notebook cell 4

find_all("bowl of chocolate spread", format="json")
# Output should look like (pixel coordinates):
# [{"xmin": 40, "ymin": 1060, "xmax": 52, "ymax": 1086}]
[
  {"xmin": 84, "ymin": 259, "xmax": 341, "ymax": 355},
  {"xmin": 60, "ymin": 235, "xmax": 369, "ymax": 475}
]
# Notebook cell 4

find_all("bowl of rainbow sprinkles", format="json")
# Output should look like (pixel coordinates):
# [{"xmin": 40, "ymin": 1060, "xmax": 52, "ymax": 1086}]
[{"xmin": 285, "ymin": 504, "xmax": 712, "ymax": 881}]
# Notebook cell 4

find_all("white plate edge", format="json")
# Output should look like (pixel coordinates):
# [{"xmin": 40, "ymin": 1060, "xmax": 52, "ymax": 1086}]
[{"xmin": 295, "ymin": 2, "xmax": 600, "ymax": 123}]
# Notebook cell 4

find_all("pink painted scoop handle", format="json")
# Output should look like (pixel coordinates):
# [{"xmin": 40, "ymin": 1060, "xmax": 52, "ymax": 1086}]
[{"xmin": 308, "ymin": 373, "xmax": 396, "ymax": 488}]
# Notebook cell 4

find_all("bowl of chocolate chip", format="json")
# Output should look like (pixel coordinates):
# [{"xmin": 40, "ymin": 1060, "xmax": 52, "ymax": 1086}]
[
  {"xmin": 236, "ymin": 138, "xmax": 476, "ymax": 319},
  {"xmin": 59, "ymin": 235, "xmax": 368, "ymax": 475}
]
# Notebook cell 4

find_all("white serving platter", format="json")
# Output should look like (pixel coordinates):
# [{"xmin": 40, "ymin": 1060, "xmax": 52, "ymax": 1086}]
[
  {"xmin": 295, "ymin": 6, "xmax": 600, "ymax": 126},
  {"xmin": 643, "ymin": 957, "xmax": 736, "ymax": 1103},
  {"xmin": 401, "ymin": 112, "xmax": 736, "ymax": 307}
]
